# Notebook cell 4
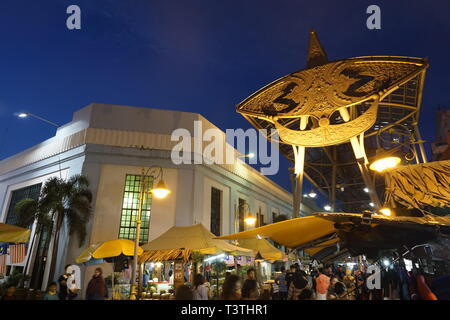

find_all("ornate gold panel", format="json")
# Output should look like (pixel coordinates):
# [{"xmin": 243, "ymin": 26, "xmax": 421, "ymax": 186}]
[{"xmin": 237, "ymin": 56, "xmax": 428, "ymax": 147}]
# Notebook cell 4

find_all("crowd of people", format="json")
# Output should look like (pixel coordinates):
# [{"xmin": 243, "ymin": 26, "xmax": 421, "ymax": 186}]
[
  {"xmin": 173, "ymin": 264, "xmax": 353, "ymax": 301},
  {"xmin": 3, "ymin": 261, "xmax": 448, "ymax": 300},
  {"xmin": 175, "ymin": 262, "xmax": 449, "ymax": 300},
  {"xmin": 1, "ymin": 266, "xmax": 109, "ymax": 301}
]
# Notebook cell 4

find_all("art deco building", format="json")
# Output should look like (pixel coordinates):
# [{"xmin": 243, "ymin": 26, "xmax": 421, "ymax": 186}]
[{"xmin": 0, "ymin": 103, "xmax": 317, "ymax": 292}]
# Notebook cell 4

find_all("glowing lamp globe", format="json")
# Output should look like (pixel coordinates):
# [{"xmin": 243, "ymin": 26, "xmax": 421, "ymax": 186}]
[
  {"xmin": 244, "ymin": 216, "xmax": 257, "ymax": 226},
  {"xmin": 369, "ymin": 156, "xmax": 401, "ymax": 173},
  {"xmin": 379, "ymin": 208, "xmax": 392, "ymax": 216},
  {"xmin": 151, "ymin": 180, "xmax": 171, "ymax": 199}
]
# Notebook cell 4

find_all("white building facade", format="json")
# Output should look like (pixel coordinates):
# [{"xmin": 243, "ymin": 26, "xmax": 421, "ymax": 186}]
[{"xmin": 0, "ymin": 103, "xmax": 316, "ymax": 294}]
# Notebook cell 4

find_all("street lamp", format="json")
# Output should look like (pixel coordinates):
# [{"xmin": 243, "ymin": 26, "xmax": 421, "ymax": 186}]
[
  {"xmin": 308, "ymin": 190, "xmax": 317, "ymax": 198},
  {"xmin": 244, "ymin": 216, "xmax": 257, "ymax": 226},
  {"xmin": 130, "ymin": 166, "xmax": 170, "ymax": 300},
  {"xmin": 15, "ymin": 111, "xmax": 61, "ymax": 280},
  {"xmin": 369, "ymin": 155, "xmax": 401, "ymax": 173},
  {"xmin": 238, "ymin": 152, "xmax": 255, "ymax": 159},
  {"xmin": 16, "ymin": 112, "xmax": 59, "ymax": 127},
  {"xmin": 378, "ymin": 208, "xmax": 392, "ymax": 216},
  {"xmin": 151, "ymin": 180, "xmax": 171, "ymax": 199}
]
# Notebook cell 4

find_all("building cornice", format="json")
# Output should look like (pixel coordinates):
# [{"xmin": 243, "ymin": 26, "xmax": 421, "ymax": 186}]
[{"xmin": 0, "ymin": 128, "xmax": 292, "ymax": 202}]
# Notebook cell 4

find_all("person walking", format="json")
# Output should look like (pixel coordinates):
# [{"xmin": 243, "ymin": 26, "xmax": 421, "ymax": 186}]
[
  {"xmin": 221, "ymin": 275, "xmax": 241, "ymax": 300},
  {"xmin": 58, "ymin": 265, "xmax": 71, "ymax": 300},
  {"xmin": 285, "ymin": 265, "xmax": 296, "ymax": 293},
  {"xmin": 241, "ymin": 279, "xmax": 259, "ymax": 300},
  {"xmin": 332, "ymin": 282, "xmax": 348, "ymax": 300},
  {"xmin": 287, "ymin": 272, "xmax": 309, "ymax": 300},
  {"xmin": 192, "ymin": 274, "xmax": 208, "ymax": 300},
  {"xmin": 243, "ymin": 268, "xmax": 261, "ymax": 296},
  {"xmin": 175, "ymin": 285, "xmax": 194, "ymax": 300},
  {"xmin": 315, "ymin": 267, "xmax": 331, "ymax": 300},
  {"xmin": 86, "ymin": 267, "xmax": 108, "ymax": 300},
  {"xmin": 276, "ymin": 266, "xmax": 288, "ymax": 300}
]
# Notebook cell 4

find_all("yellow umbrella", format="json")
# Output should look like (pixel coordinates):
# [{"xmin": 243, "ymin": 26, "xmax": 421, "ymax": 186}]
[
  {"xmin": 76, "ymin": 239, "xmax": 143, "ymax": 264},
  {"xmin": 0, "ymin": 223, "xmax": 31, "ymax": 243}
]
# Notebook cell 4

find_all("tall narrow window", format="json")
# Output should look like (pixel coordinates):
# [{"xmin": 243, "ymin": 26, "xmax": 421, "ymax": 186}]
[
  {"xmin": 257, "ymin": 207, "xmax": 265, "ymax": 227},
  {"xmin": 210, "ymin": 187, "xmax": 222, "ymax": 236},
  {"xmin": 118, "ymin": 175, "xmax": 153, "ymax": 244},
  {"xmin": 238, "ymin": 198, "xmax": 247, "ymax": 232},
  {"xmin": 6, "ymin": 183, "xmax": 42, "ymax": 225}
]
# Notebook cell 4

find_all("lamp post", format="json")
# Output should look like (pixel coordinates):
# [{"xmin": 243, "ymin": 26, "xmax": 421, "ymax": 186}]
[
  {"xmin": 16, "ymin": 112, "xmax": 59, "ymax": 127},
  {"xmin": 129, "ymin": 166, "xmax": 170, "ymax": 300},
  {"xmin": 238, "ymin": 152, "xmax": 255, "ymax": 159},
  {"xmin": 15, "ymin": 111, "xmax": 59, "ymax": 287},
  {"xmin": 238, "ymin": 202, "xmax": 259, "ymax": 230}
]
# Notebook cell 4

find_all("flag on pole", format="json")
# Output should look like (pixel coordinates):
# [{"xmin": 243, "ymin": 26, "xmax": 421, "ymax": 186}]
[
  {"xmin": 9, "ymin": 244, "xmax": 27, "ymax": 264},
  {"xmin": 0, "ymin": 243, "xmax": 8, "ymax": 275}
]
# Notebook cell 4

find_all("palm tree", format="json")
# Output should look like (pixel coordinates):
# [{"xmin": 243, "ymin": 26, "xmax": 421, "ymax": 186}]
[{"xmin": 15, "ymin": 174, "xmax": 93, "ymax": 286}]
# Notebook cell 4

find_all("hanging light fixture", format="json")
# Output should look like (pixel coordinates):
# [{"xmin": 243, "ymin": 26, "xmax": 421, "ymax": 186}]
[
  {"xmin": 244, "ymin": 216, "xmax": 257, "ymax": 226},
  {"xmin": 369, "ymin": 148, "xmax": 401, "ymax": 173},
  {"xmin": 378, "ymin": 208, "xmax": 392, "ymax": 216},
  {"xmin": 151, "ymin": 179, "xmax": 171, "ymax": 199},
  {"xmin": 308, "ymin": 190, "xmax": 317, "ymax": 198}
]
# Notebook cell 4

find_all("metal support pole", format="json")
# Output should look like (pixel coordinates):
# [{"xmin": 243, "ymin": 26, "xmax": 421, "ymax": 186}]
[
  {"xmin": 292, "ymin": 145, "xmax": 305, "ymax": 218},
  {"xmin": 331, "ymin": 146, "xmax": 337, "ymax": 211},
  {"xmin": 414, "ymin": 124, "xmax": 428, "ymax": 163},
  {"xmin": 356, "ymin": 159, "xmax": 381, "ymax": 208}
]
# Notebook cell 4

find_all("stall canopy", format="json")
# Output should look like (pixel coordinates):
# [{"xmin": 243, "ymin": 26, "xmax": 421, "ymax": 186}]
[
  {"xmin": 0, "ymin": 223, "xmax": 31, "ymax": 243},
  {"xmin": 140, "ymin": 224, "xmax": 253, "ymax": 263},
  {"xmin": 304, "ymin": 238, "xmax": 340, "ymax": 257},
  {"xmin": 219, "ymin": 210, "xmax": 450, "ymax": 261},
  {"xmin": 384, "ymin": 160, "xmax": 450, "ymax": 209},
  {"xmin": 236, "ymin": 238, "xmax": 284, "ymax": 261},
  {"xmin": 218, "ymin": 216, "xmax": 336, "ymax": 249},
  {"xmin": 76, "ymin": 239, "xmax": 143, "ymax": 264}
]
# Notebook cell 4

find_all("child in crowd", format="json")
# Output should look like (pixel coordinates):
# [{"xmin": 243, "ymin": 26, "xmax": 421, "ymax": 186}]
[
  {"xmin": 43, "ymin": 282, "xmax": 59, "ymax": 300},
  {"xmin": 1, "ymin": 285, "xmax": 16, "ymax": 300}
]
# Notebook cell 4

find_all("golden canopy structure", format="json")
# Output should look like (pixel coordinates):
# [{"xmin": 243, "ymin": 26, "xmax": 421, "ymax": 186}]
[
  {"xmin": 140, "ymin": 224, "xmax": 253, "ymax": 263},
  {"xmin": 236, "ymin": 30, "xmax": 430, "ymax": 216},
  {"xmin": 383, "ymin": 159, "xmax": 450, "ymax": 209},
  {"xmin": 0, "ymin": 223, "xmax": 31, "ymax": 243}
]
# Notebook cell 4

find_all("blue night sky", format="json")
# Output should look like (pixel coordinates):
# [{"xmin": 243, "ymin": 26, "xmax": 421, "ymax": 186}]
[{"xmin": 0, "ymin": 0, "xmax": 449, "ymax": 197}]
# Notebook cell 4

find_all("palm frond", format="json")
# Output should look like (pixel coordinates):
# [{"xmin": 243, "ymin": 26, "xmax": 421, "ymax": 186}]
[{"xmin": 14, "ymin": 198, "xmax": 38, "ymax": 228}]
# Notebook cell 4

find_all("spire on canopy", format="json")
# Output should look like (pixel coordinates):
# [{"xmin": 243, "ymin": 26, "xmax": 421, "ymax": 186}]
[{"xmin": 307, "ymin": 29, "xmax": 328, "ymax": 68}]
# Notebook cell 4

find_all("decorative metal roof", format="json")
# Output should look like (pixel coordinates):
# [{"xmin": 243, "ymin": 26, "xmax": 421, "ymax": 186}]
[{"xmin": 236, "ymin": 31, "xmax": 429, "ymax": 213}]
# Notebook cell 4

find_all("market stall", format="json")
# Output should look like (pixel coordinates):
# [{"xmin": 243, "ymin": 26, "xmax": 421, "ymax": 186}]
[
  {"xmin": 139, "ymin": 223, "xmax": 253, "ymax": 299},
  {"xmin": 76, "ymin": 239, "xmax": 144, "ymax": 300},
  {"xmin": 234, "ymin": 238, "xmax": 284, "ymax": 286}
]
